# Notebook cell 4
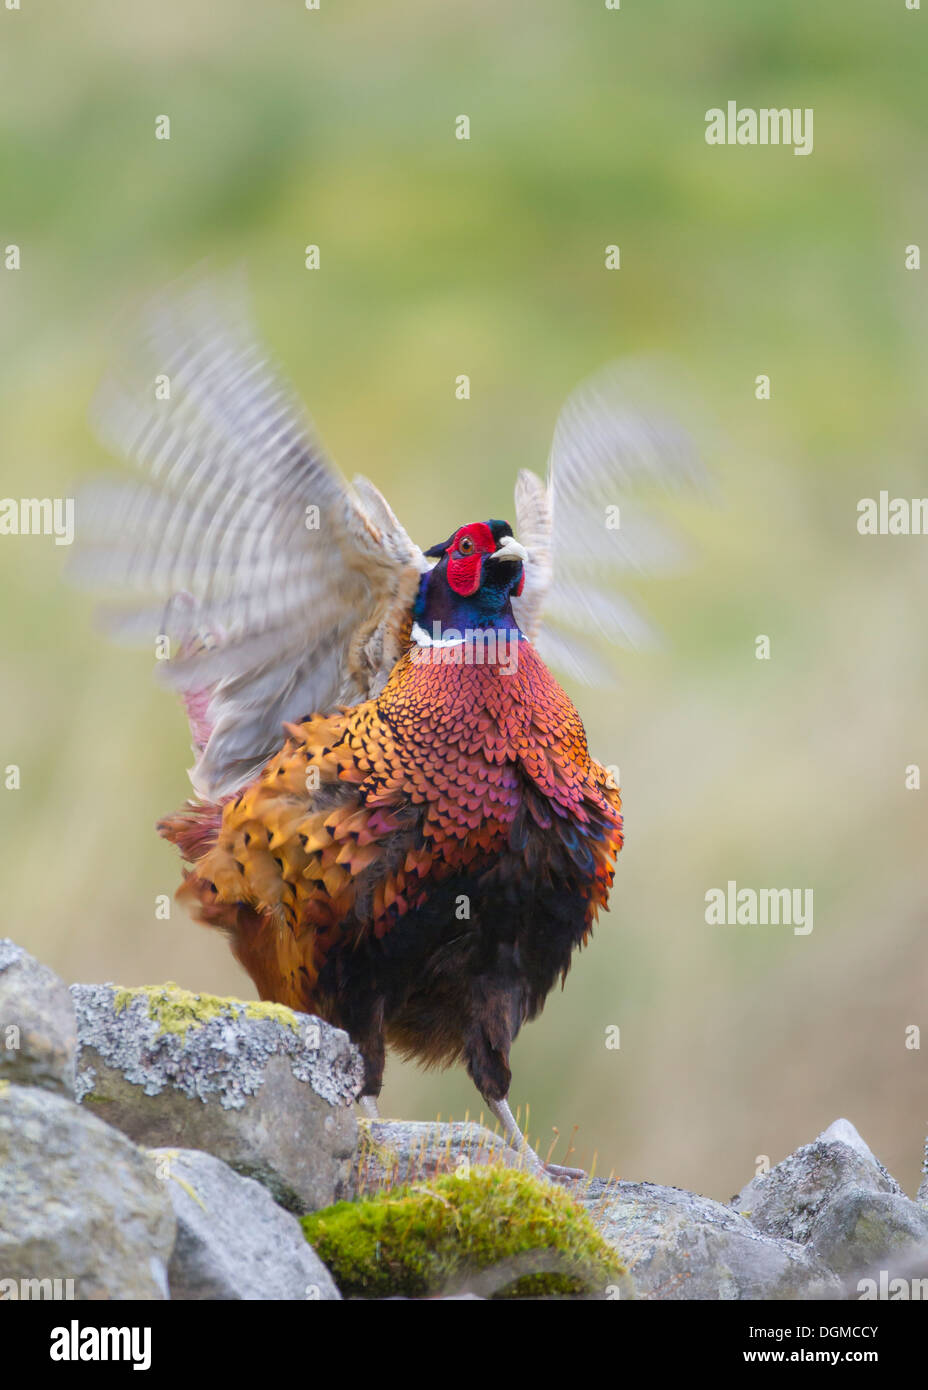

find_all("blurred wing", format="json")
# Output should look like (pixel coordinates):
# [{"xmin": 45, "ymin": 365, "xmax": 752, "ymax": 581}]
[
  {"xmin": 69, "ymin": 272, "xmax": 426, "ymax": 799},
  {"xmin": 512, "ymin": 362, "xmax": 706, "ymax": 680},
  {"xmin": 511, "ymin": 468, "xmax": 552, "ymax": 639}
]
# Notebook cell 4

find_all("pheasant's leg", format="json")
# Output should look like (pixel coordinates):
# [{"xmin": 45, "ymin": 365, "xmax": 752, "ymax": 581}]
[
  {"xmin": 359, "ymin": 1096, "xmax": 380, "ymax": 1119},
  {"xmin": 466, "ymin": 978, "xmax": 585, "ymax": 1182},
  {"xmin": 487, "ymin": 1097, "xmax": 545, "ymax": 1175},
  {"xmin": 487, "ymin": 1097, "xmax": 586, "ymax": 1183},
  {"xmin": 336, "ymin": 991, "xmax": 386, "ymax": 1100}
]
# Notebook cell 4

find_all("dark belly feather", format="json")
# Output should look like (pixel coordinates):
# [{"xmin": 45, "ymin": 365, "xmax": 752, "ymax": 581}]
[{"xmin": 160, "ymin": 639, "xmax": 623, "ymax": 1098}]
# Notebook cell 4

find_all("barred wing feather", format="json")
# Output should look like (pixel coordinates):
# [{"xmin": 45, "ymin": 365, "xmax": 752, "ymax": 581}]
[
  {"xmin": 69, "ymin": 274, "xmax": 425, "ymax": 799},
  {"xmin": 512, "ymin": 364, "xmax": 705, "ymax": 680}
]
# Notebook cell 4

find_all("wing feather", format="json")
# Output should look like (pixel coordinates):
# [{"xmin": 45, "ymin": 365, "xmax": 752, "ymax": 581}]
[
  {"xmin": 513, "ymin": 362, "xmax": 706, "ymax": 678},
  {"xmin": 69, "ymin": 272, "xmax": 425, "ymax": 798}
]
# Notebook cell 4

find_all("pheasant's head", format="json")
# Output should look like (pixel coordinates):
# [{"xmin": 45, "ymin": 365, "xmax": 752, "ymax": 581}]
[{"xmin": 414, "ymin": 520, "xmax": 528, "ymax": 634}]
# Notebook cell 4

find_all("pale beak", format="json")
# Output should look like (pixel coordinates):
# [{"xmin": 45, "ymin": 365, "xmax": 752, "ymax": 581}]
[{"xmin": 491, "ymin": 535, "xmax": 529, "ymax": 565}]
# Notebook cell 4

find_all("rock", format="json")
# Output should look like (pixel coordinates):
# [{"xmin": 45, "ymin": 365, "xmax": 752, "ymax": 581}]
[
  {"xmin": 583, "ymin": 1180, "xmax": 842, "ymax": 1300},
  {"xmin": 0, "ymin": 940, "xmax": 76, "ymax": 1095},
  {"xmin": 917, "ymin": 1134, "xmax": 928, "ymax": 1206},
  {"xmin": 383, "ymin": 1293, "xmax": 487, "ymax": 1300},
  {"xmin": 0, "ymin": 1083, "xmax": 174, "ymax": 1300},
  {"xmin": 731, "ymin": 1118, "xmax": 928, "ymax": 1292},
  {"xmin": 150, "ymin": 1148, "xmax": 340, "ymax": 1300},
  {"xmin": 733, "ymin": 1118, "xmax": 901, "ymax": 1245},
  {"xmin": 356, "ymin": 1119, "xmax": 527, "ymax": 1192},
  {"xmin": 71, "ymin": 982, "xmax": 363, "ymax": 1213},
  {"xmin": 818, "ymin": 1117, "xmax": 884, "ymax": 1169},
  {"xmin": 810, "ymin": 1189, "xmax": 928, "ymax": 1285}
]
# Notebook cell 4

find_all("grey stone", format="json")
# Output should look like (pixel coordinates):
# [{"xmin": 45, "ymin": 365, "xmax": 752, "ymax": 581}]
[
  {"xmin": 71, "ymin": 982, "xmax": 362, "ymax": 1213},
  {"xmin": 0, "ymin": 1083, "xmax": 174, "ymax": 1300},
  {"xmin": 356, "ymin": 1119, "xmax": 528, "ymax": 1192},
  {"xmin": 810, "ymin": 1188, "xmax": 928, "ymax": 1284},
  {"xmin": 818, "ymin": 1118, "xmax": 883, "ymax": 1170},
  {"xmin": 384, "ymin": 1293, "xmax": 487, "ymax": 1300},
  {"xmin": 733, "ymin": 1118, "xmax": 901, "ymax": 1245},
  {"xmin": 151, "ymin": 1148, "xmax": 340, "ymax": 1300},
  {"xmin": 0, "ymin": 939, "xmax": 76, "ymax": 1095},
  {"xmin": 729, "ymin": 1118, "xmax": 928, "ymax": 1294},
  {"xmin": 583, "ymin": 1180, "xmax": 842, "ymax": 1300}
]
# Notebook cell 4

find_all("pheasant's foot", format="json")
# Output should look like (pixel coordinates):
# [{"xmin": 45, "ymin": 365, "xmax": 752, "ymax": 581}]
[
  {"xmin": 543, "ymin": 1161, "xmax": 587, "ymax": 1182},
  {"xmin": 487, "ymin": 1098, "xmax": 585, "ymax": 1184}
]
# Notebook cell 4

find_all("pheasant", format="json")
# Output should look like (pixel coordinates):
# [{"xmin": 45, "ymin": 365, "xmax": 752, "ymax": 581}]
[{"xmin": 72, "ymin": 275, "xmax": 700, "ymax": 1177}]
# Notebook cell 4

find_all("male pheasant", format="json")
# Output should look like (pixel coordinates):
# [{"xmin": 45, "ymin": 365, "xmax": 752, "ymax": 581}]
[{"xmin": 72, "ymin": 275, "xmax": 700, "ymax": 1175}]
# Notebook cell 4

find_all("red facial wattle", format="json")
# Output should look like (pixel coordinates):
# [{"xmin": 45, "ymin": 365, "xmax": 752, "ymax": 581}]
[
  {"xmin": 445, "ymin": 522, "xmax": 496, "ymax": 597},
  {"xmin": 446, "ymin": 552, "xmax": 482, "ymax": 596}
]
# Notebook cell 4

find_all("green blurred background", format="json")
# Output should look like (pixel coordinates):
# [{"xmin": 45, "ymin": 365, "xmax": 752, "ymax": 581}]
[{"xmin": 1, "ymin": 0, "xmax": 926, "ymax": 1198}]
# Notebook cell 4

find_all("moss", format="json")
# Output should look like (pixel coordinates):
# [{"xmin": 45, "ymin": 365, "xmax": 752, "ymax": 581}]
[
  {"xmin": 112, "ymin": 982, "xmax": 300, "ymax": 1040},
  {"xmin": 302, "ymin": 1164, "xmax": 628, "ymax": 1299},
  {"xmin": 0, "ymin": 1080, "xmax": 9, "ymax": 1098}
]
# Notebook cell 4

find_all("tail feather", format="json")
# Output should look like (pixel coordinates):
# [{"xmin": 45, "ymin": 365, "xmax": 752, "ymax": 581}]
[{"xmin": 157, "ymin": 801, "xmax": 226, "ymax": 862}]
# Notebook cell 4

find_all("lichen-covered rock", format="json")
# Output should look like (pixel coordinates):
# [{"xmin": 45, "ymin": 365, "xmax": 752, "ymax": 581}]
[
  {"xmin": 809, "ymin": 1189, "xmax": 928, "ymax": 1283},
  {"xmin": 733, "ymin": 1118, "xmax": 902, "ymax": 1245},
  {"xmin": 303, "ymin": 1164, "xmax": 630, "ymax": 1299},
  {"xmin": 150, "ymin": 1148, "xmax": 340, "ymax": 1300},
  {"xmin": 817, "ymin": 1117, "xmax": 887, "ymax": 1171},
  {"xmin": 729, "ymin": 1119, "xmax": 928, "ymax": 1292},
  {"xmin": 0, "ymin": 940, "xmax": 76, "ymax": 1095},
  {"xmin": 918, "ymin": 1134, "xmax": 928, "ymax": 1206},
  {"xmin": 356, "ymin": 1119, "xmax": 527, "ymax": 1193},
  {"xmin": 71, "ymin": 982, "xmax": 363, "ymax": 1213},
  {"xmin": 0, "ymin": 1083, "xmax": 174, "ymax": 1299},
  {"xmin": 583, "ymin": 1180, "xmax": 842, "ymax": 1300}
]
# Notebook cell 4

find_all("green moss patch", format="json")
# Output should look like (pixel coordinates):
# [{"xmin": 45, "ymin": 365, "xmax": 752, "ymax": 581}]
[
  {"xmin": 302, "ymin": 1164, "xmax": 627, "ymax": 1299},
  {"xmin": 112, "ymin": 982, "xmax": 300, "ymax": 1039}
]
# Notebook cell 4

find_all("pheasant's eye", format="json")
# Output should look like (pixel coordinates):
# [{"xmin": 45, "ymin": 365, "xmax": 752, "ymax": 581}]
[{"xmin": 457, "ymin": 535, "xmax": 475, "ymax": 556}]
